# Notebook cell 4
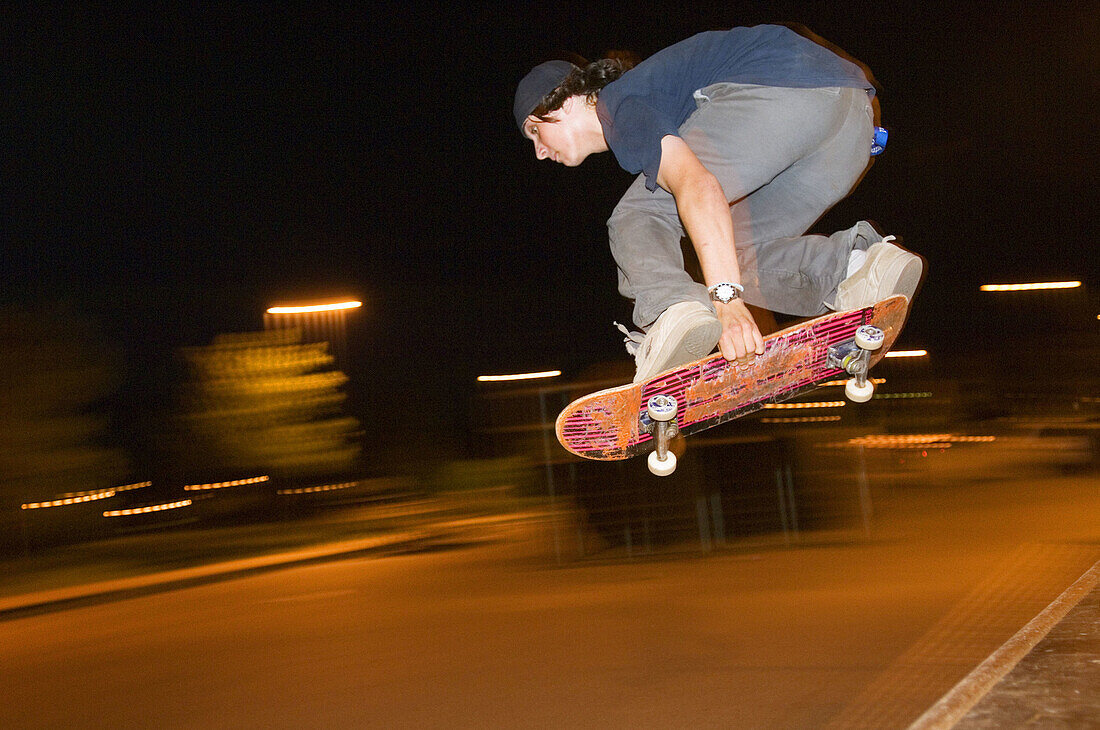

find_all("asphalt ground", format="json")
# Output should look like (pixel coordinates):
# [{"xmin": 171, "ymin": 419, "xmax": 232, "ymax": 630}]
[{"xmin": 1, "ymin": 473, "xmax": 1097, "ymax": 727}]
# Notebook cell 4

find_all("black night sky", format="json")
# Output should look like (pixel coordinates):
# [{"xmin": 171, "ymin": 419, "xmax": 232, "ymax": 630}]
[{"xmin": 5, "ymin": 2, "xmax": 1097, "ymax": 456}]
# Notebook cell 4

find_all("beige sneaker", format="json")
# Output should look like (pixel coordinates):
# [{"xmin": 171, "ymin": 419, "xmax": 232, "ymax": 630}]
[
  {"xmin": 834, "ymin": 236, "xmax": 925, "ymax": 311},
  {"xmin": 618, "ymin": 302, "xmax": 722, "ymax": 383}
]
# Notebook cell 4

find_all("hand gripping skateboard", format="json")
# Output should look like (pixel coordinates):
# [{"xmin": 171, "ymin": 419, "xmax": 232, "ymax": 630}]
[{"xmin": 555, "ymin": 295, "xmax": 911, "ymax": 476}]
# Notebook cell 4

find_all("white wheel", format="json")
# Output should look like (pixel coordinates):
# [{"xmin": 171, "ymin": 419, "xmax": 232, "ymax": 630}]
[
  {"xmin": 845, "ymin": 378, "xmax": 875, "ymax": 403},
  {"xmin": 854, "ymin": 325, "xmax": 885, "ymax": 351},
  {"xmin": 646, "ymin": 394, "xmax": 678, "ymax": 422},
  {"xmin": 648, "ymin": 449, "xmax": 677, "ymax": 476}
]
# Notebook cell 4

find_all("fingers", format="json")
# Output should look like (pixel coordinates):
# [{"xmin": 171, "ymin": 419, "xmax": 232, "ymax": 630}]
[
  {"xmin": 719, "ymin": 323, "xmax": 762, "ymax": 363},
  {"xmin": 715, "ymin": 301, "xmax": 764, "ymax": 364},
  {"xmin": 721, "ymin": 339, "xmax": 758, "ymax": 365},
  {"xmin": 717, "ymin": 321, "xmax": 764, "ymax": 364}
]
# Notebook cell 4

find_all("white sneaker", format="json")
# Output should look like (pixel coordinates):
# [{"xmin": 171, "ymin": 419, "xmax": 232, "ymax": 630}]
[
  {"xmin": 834, "ymin": 236, "xmax": 925, "ymax": 310},
  {"xmin": 618, "ymin": 302, "xmax": 721, "ymax": 383}
]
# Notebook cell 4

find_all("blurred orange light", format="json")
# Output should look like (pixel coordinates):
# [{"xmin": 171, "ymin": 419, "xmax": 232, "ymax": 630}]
[
  {"xmin": 980, "ymin": 281, "xmax": 1081, "ymax": 292},
  {"xmin": 184, "ymin": 475, "xmax": 269, "ymax": 491},
  {"xmin": 22, "ymin": 489, "xmax": 116, "ymax": 510},
  {"xmin": 266, "ymin": 301, "xmax": 362, "ymax": 314},
  {"xmin": 821, "ymin": 377, "xmax": 885, "ymax": 387},
  {"xmin": 277, "ymin": 481, "xmax": 357, "ymax": 495},
  {"xmin": 477, "ymin": 370, "xmax": 561, "ymax": 382},
  {"xmin": 103, "ymin": 499, "xmax": 192, "ymax": 517},
  {"xmin": 115, "ymin": 481, "xmax": 153, "ymax": 492}
]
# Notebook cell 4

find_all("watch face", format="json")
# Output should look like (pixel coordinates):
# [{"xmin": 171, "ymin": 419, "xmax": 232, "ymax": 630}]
[{"xmin": 712, "ymin": 283, "xmax": 736, "ymax": 302}]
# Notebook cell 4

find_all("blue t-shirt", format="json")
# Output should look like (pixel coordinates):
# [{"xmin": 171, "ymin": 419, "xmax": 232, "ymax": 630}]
[{"xmin": 596, "ymin": 25, "xmax": 875, "ymax": 190}]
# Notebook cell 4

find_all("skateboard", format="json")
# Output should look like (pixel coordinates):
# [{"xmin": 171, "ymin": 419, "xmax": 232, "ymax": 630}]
[{"xmin": 555, "ymin": 295, "xmax": 911, "ymax": 475}]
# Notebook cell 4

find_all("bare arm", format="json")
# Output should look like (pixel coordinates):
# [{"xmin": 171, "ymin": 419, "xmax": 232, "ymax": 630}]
[{"xmin": 655, "ymin": 135, "xmax": 764, "ymax": 360}]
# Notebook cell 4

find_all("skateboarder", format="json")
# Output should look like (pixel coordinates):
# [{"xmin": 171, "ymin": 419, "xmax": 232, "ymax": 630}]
[{"xmin": 515, "ymin": 24, "xmax": 924, "ymax": 382}]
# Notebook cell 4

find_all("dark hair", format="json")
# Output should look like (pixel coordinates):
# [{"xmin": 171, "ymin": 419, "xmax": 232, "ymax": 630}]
[{"xmin": 531, "ymin": 57, "xmax": 632, "ymax": 120}]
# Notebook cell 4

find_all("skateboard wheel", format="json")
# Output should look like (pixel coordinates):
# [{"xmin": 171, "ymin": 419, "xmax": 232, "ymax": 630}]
[
  {"xmin": 647, "ymin": 449, "xmax": 677, "ymax": 476},
  {"xmin": 646, "ymin": 394, "xmax": 678, "ymax": 422},
  {"xmin": 854, "ymin": 325, "xmax": 885, "ymax": 351},
  {"xmin": 845, "ymin": 378, "xmax": 875, "ymax": 403}
]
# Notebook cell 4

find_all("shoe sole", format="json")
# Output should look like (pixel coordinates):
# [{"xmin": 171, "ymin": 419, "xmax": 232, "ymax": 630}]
[
  {"xmin": 880, "ymin": 248, "xmax": 924, "ymax": 301},
  {"xmin": 837, "ymin": 241, "xmax": 927, "ymax": 309},
  {"xmin": 633, "ymin": 311, "xmax": 722, "ymax": 383}
]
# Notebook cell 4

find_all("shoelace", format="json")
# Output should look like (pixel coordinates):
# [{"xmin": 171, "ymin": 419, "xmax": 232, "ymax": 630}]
[{"xmin": 614, "ymin": 321, "xmax": 645, "ymax": 358}]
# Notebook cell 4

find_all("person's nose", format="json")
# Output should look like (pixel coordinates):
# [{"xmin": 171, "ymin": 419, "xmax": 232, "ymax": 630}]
[{"xmin": 534, "ymin": 140, "xmax": 550, "ymax": 160}]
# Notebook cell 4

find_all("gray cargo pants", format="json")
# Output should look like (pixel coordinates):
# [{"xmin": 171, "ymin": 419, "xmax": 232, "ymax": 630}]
[{"xmin": 608, "ymin": 83, "xmax": 876, "ymax": 328}]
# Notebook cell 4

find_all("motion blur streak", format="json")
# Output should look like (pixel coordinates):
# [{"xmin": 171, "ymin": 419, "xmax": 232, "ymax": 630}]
[
  {"xmin": 980, "ymin": 281, "xmax": 1081, "ymax": 292},
  {"xmin": 265, "ymin": 301, "xmax": 363, "ymax": 314}
]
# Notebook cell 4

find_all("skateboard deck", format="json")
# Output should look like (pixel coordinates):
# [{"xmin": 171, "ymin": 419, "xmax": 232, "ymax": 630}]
[{"xmin": 556, "ymin": 295, "xmax": 910, "ymax": 463}]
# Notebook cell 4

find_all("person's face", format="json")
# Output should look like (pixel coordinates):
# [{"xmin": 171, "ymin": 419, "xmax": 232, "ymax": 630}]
[{"xmin": 522, "ymin": 97, "xmax": 589, "ymax": 167}]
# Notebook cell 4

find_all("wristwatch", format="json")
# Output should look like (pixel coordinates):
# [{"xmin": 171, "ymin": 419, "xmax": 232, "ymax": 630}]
[{"xmin": 708, "ymin": 282, "xmax": 744, "ymax": 304}]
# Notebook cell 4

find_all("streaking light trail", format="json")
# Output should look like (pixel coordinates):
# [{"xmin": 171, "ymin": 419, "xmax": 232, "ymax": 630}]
[
  {"xmin": 979, "ymin": 281, "xmax": 1081, "ymax": 292},
  {"xmin": 477, "ymin": 370, "xmax": 562, "ymax": 382},
  {"xmin": 266, "ymin": 301, "xmax": 363, "ymax": 314}
]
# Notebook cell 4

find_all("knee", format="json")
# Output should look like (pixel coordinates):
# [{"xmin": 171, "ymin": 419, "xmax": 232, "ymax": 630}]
[{"xmin": 607, "ymin": 201, "xmax": 680, "ymax": 241}]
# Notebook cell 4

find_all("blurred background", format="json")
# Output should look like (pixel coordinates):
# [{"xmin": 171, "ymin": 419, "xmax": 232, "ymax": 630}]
[
  {"xmin": 1, "ymin": 3, "xmax": 1096, "ymax": 727},
  {"xmin": 2, "ymin": 0, "xmax": 1094, "ymax": 564}
]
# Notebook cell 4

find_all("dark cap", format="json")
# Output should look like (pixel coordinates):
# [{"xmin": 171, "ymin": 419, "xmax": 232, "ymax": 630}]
[{"xmin": 513, "ymin": 60, "xmax": 578, "ymax": 133}]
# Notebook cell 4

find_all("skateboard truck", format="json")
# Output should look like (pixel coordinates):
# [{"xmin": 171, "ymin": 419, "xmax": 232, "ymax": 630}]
[
  {"xmin": 645, "ymin": 394, "xmax": 679, "ymax": 476},
  {"xmin": 827, "ymin": 324, "xmax": 885, "ymax": 403}
]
